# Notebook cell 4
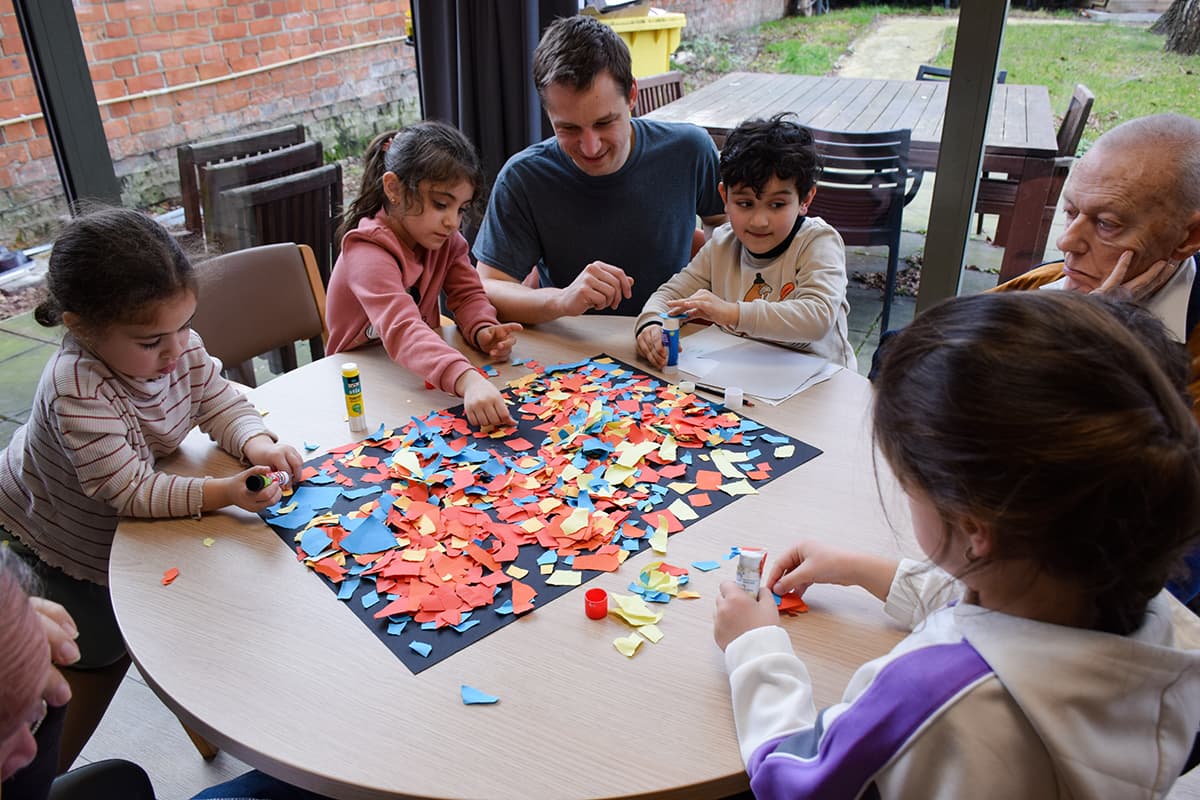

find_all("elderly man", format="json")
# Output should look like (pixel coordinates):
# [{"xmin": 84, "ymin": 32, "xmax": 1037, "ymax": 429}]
[
  {"xmin": 473, "ymin": 15, "xmax": 726, "ymax": 323},
  {"xmin": 996, "ymin": 113, "xmax": 1200, "ymax": 404}
]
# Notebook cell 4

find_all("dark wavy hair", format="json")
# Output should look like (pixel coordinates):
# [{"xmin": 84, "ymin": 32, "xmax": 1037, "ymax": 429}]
[
  {"xmin": 34, "ymin": 207, "xmax": 196, "ymax": 331},
  {"xmin": 719, "ymin": 113, "xmax": 823, "ymax": 196},
  {"xmin": 339, "ymin": 120, "xmax": 486, "ymax": 240},
  {"xmin": 873, "ymin": 291, "xmax": 1200, "ymax": 635},
  {"xmin": 532, "ymin": 14, "xmax": 634, "ymax": 101}
]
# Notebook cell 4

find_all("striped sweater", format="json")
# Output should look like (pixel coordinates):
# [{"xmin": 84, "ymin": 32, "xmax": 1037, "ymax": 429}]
[{"xmin": 0, "ymin": 331, "xmax": 271, "ymax": 585}]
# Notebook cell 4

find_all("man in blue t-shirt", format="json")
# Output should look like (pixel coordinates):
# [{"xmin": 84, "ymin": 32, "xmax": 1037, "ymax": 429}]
[{"xmin": 473, "ymin": 15, "xmax": 726, "ymax": 323}]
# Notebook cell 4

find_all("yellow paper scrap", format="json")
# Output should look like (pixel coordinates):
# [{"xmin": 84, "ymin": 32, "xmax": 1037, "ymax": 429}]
[
  {"xmin": 416, "ymin": 515, "xmax": 437, "ymax": 535},
  {"xmin": 613, "ymin": 633, "xmax": 644, "ymax": 657},
  {"xmin": 667, "ymin": 481, "xmax": 696, "ymax": 495},
  {"xmin": 506, "ymin": 564, "xmax": 529, "ymax": 579},
  {"xmin": 659, "ymin": 434, "xmax": 678, "ymax": 462},
  {"xmin": 637, "ymin": 623, "xmax": 664, "ymax": 643},
  {"xmin": 774, "ymin": 444, "xmax": 796, "ymax": 459},
  {"xmin": 649, "ymin": 524, "xmax": 669, "ymax": 554},
  {"xmin": 202, "ymin": 537, "xmax": 215, "ymax": 548},
  {"xmin": 721, "ymin": 479, "xmax": 759, "ymax": 496},
  {"xmin": 561, "ymin": 507, "xmax": 591, "ymax": 536},
  {"xmin": 275, "ymin": 501, "xmax": 298, "ymax": 515},
  {"xmin": 538, "ymin": 497, "xmax": 562, "ymax": 514},
  {"xmin": 540, "ymin": 563, "xmax": 555, "ymax": 575},
  {"xmin": 603, "ymin": 462, "xmax": 636, "ymax": 486},
  {"xmin": 392, "ymin": 449, "xmax": 423, "ymax": 476},
  {"xmin": 616, "ymin": 440, "xmax": 659, "ymax": 468},
  {"xmin": 711, "ymin": 449, "xmax": 746, "ymax": 479},
  {"xmin": 667, "ymin": 498, "xmax": 699, "ymax": 521},
  {"xmin": 609, "ymin": 593, "xmax": 663, "ymax": 626},
  {"xmin": 546, "ymin": 569, "xmax": 583, "ymax": 587},
  {"xmin": 677, "ymin": 590, "xmax": 701, "ymax": 599},
  {"xmin": 520, "ymin": 518, "xmax": 545, "ymax": 534},
  {"xmin": 402, "ymin": 547, "xmax": 427, "ymax": 562}
]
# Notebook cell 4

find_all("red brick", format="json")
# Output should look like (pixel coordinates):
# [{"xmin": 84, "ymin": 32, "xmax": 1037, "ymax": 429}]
[
  {"xmin": 202, "ymin": 45, "xmax": 222, "ymax": 62},
  {"xmin": 155, "ymin": 14, "xmax": 177, "ymax": 32},
  {"xmin": 258, "ymin": 34, "xmax": 277, "ymax": 51},
  {"xmin": 213, "ymin": 22, "xmax": 247, "ymax": 40},
  {"xmin": 103, "ymin": 117, "xmax": 130, "ymax": 140},
  {"xmin": 290, "ymin": 30, "xmax": 306, "ymax": 46},
  {"xmin": 0, "ymin": 55, "xmax": 29, "ymax": 79},
  {"xmin": 229, "ymin": 56, "xmax": 258, "ymax": 72},
  {"xmin": 112, "ymin": 58, "xmax": 136, "ymax": 78},
  {"xmin": 242, "ymin": 38, "xmax": 260, "ymax": 55},
  {"xmin": 214, "ymin": 92, "xmax": 249, "ymax": 113},
  {"xmin": 197, "ymin": 62, "xmax": 226, "ymax": 81},
  {"xmin": 27, "ymin": 137, "xmax": 52, "ymax": 160},
  {"xmin": 216, "ymin": 8, "xmax": 235, "ymax": 24},
  {"xmin": 3, "ymin": 120, "xmax": 33, "ymax": 143},
  {"xmin": 282, "ymin": 12, "xmax": 313, "ymax": 29},
  {"xmin": 222, "ymin": 41, "xmax": 241, "ymax": 60},
  {"xmin": 106, "ymin": 100, "xmax": 133, "ymax": 118},
  {"xmin": 9, "ymin": 75, "xmax": 34, "ymax": 98},
  {"xmin": 374, "ymin": 1, "xmax": 401, "ymax": 16},
  {"xmin": 161, "ymin": 50, "xmax": 184, "ymax": 69},
  {"xmin": 130, "ymin": 97, "xmax": 153, "ymax": 113},
  {"xmin": 128, "ymin": 108, "xmax": 170, "ymax": 134},
  {"xmin": 93, "ymin": 78, "xmax": 127, "ymax": 101},
  {"xmin": 139, "ymin": 33, "xmax": 173, "ymax": 52},
  {"xmin": 308, "ymin": 28, "xmax": 323, "ymax": 44},
  {"xmin": 93, "ymin": 39, "xmax": 139, "ymax": 60},
  {"xmin": 166, "ymin": 66, "xmax": 198, "ymax": 85},
  {"xmin": 185, "ymin": 0, "xmax": 222, "ymax": 9},
  {"xmin": 0, "ymin": 82, "xmax": 11, "ymax": 103},
  {"xmin": 254, "ymin": 2, "xmax": 270, "ymax": 17},
  {"xmin": 345, "ymin": 5, "xmax": 370, "ymax": 21},
  {"xmin": 249, "ymin": 16, "xmax": 281, "ymax": 35},
  {"xmin": 129, "ymin": 15, "xmax": 154, "ymax": 35},
  {"xmin": 171, "ymin": 29, "xmax": 209, "ymax": 47},
  {"xmin": 105, "ymin": 20, "xmax": 129, "ymax": 38},
  {"xmin": 137, "ymin": 54, "xmax": 160, "ymax": 72},
  {"xmin": 195, "ymin": 10, "xmax": 214, "ymax": 26},
  {"xmin": 126, "ymin": 73, "xmax": 165, "ymax": 94},
  {"xmin": 74, "ymin": 3, "xmax": 106, "ymax": 24}
]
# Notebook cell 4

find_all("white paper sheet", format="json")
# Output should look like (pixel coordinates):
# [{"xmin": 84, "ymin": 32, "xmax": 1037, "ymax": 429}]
[{"xmin": 677, "ymin": 327, "xmax": 841, "ymax": 404}]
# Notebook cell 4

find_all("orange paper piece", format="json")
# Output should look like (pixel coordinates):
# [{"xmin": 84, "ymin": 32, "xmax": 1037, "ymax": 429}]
[
  {"xmin": 778, "ymin": 594, "xmax": 810, "ymax": 615},
  {"xmin": 161, "ymin": 567, "xmax": 179, "ymax": 586}
]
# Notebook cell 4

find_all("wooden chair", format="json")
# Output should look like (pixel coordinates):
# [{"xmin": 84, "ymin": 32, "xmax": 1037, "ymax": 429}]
[
  {"xmin": 916, "ymin": 63, "xmax": 1008, "ymax": 83},
  {"xmin": 216, "ymin": 163, "xmax": 343, "ymax": 287},
  {"xmin": 975, "ymin": 83, "xmax": 1095, "ymax": 260},
  {"xmin": 199, "ymin": 141, "xmax": 324, "ymax": 251},
  {"xmin": 176, "ymin": 124, "xmax": 306, "ymax": 237},
  {"xmin": 806, "ymin": 128, "xmax": 922, "ymax": 332},
  {"xmin": 633, "ymin": 71, "xmax": 684, "ymax": 117},
  {"xmin": 191, "ymin": 243, "xmax": 329, "ymax": 388}
]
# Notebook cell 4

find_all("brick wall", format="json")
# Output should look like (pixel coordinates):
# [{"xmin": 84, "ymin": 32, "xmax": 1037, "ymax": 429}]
[
  {"xmin": 654, "ymin": 0, "xmax": 792, "ymax": 38},
  {"xmin": 0, "ymin": 0, "xmax": 418, "ymax": 245}
]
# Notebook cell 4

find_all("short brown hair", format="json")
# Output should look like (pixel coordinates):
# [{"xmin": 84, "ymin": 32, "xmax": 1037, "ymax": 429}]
[
  {"xmin": 532, "ymin": 15, "xmax": 633, "ymax": 101},
  {"xmin": 873, "ymin": 291, "xmax": 1200, "ymax": 635}
]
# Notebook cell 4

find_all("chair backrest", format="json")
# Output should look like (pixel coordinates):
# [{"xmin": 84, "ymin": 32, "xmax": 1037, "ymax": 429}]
[
  {"xmin": 177, "ymin": 124, "xmax": 306, "ymax": 235},
  {"xmin": 217, "ymin": 163, "xmax": 343, "ymax": 287},
  {"xmin": 806, "ymin": 128, "xmax": 913, "ymax": 249},
  {"xmin": 1056, "ymin": 83, "xmax": 1095, "ymax": 158},
  {"xmin": 200, "ymin": 141, "xmax": 324, "ymax": 250},
  {"xmin": 191, "ymin": 243, "xmax": 328, "ymax": 386},
  {"xmin": 915, "ymin": 63, "xmax": 1007, "ymax": 83},
  {"xmin": 633, "ymin": 71, "xmax": 684, "ymax": 117}
]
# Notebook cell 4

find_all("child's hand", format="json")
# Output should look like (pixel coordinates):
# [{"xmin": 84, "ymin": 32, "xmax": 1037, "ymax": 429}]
[
  {"xmin": 667, "ymin": 289, "xmax": 739, "ymax": 328},
  {"xmin": 457, "ymin": 369, "xmax": 514, "ymax": 429},
  {"xmin": 243, "ymin": 434, "xmax": 303, "ymax": 480},
  {"xmin": 636, "ymin": 324, "xmax": 667, "ymax": 368},
  {"xmin": 714, "ymin": 580, "xmax": 781, "ymax": 651},
  {"xmin": 476, "ymin": 322, "xmax": 522, "ymax": 362},
  {"xmin": 768, "ymin": 540, "xmax": 898, "ymax": 604},
  {"xmin": 204, "ymin": 469, "xmax": 285, "ymax": 513}
]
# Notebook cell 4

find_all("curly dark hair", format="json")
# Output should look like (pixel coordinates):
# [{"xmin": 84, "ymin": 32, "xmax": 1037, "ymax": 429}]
[
  {"xmin": 873, "ymin": 291, "xmax": 1200, "ymax": 636},
  {"xmin": 719, "ymin": 113, "xmax": 822, "ymax": 196}
]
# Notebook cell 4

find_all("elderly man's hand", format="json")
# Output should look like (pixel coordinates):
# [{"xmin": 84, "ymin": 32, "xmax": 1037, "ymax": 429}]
[{"xmin": 1096, "ymin": 250, "xmax": 1177, "ymax": 301}]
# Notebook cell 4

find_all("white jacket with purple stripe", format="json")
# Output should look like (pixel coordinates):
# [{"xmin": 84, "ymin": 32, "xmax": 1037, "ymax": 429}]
[{"xmin": 725, "ymin": 559, "xmax": 1200, "ymax": 799}]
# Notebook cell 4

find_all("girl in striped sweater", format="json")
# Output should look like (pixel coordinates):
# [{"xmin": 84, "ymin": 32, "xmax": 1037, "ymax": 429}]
[{"xmin": 0, "ymin": 207, "xmax": 302, "ymax": 771}]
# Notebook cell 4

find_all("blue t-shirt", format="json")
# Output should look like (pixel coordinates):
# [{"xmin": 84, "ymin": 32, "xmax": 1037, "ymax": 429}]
[{"xmin": 472, "ymin": 119, "xmax": 724, "ymax": 316}]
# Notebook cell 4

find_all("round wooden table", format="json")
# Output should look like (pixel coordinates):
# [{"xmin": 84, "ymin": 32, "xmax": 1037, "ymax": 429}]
[{"xmin": 110, "ymin": 316, "xmax": 914, "ymax": 800}]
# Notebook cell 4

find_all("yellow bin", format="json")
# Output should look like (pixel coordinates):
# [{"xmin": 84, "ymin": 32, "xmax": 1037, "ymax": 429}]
[{"xmin": 595, "ymin": 12, "xmax": 687, "ymax": 78}]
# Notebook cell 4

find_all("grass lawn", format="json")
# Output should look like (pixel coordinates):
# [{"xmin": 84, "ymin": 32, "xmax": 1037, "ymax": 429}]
[{"xmin": 933, "ymin": 21, "xmax": 1200, "ymax": 149}]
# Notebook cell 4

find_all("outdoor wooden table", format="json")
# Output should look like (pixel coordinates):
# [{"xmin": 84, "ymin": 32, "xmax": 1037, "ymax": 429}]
[
  {"xmin": 108, "ymin": 316, "xmax": 917, "ymax": 799},
  {"xmin": 644, "ymin": 72, "xmax": 1060, "ymax": 280}
]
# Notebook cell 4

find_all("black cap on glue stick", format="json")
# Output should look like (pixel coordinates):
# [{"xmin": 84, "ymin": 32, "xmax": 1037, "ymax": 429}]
[{"xmin": 246, "ymin": 470, "xmax": 291, "ymax": 491}]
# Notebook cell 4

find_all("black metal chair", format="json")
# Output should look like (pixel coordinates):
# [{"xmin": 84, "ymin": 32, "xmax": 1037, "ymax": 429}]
[{"xmin": 806, "ymin": 128, "xmax": 922, "ymax": 333}]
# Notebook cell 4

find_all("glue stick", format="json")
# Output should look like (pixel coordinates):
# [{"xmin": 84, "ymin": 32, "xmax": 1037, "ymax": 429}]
[
  {"xmin": 736, "ymin": 548, "xmax": 767, "ymax": 596},
  {"xmin": 661, "ymin": 313, "xmax": 681, "ymax": 370},
  {"xmin": 341, "ymin": 362, "xmax": 369, "ymax": 435},
  {"xmin": 245, "ymin": 470, "xmax": 291, "ymax": 492}
]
